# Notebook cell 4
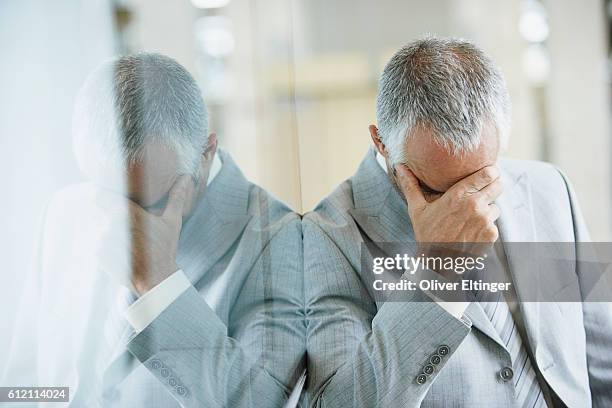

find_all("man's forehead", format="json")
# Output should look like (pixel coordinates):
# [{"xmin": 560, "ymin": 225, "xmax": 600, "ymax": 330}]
[
  {"xmin": 403, "ymin": 128, "xmax": 498, "ymax": 192},
  {"xmin": 126, "ymin": 143, "xmax": 180, "ymax": 207}
]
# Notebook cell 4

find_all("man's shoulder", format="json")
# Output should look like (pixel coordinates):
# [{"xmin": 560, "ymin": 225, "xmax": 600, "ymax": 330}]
[
  {"xmin": 499, "ymin": 157, "xmax": 567, "ymax": 190},
  {"xmin": 499, "ymin": 157, "xmax": 557, "ymax": 174},
  {"xmin": 217, "ymin": 148, "xmax": 300, "ymax": 228},
  {"xmin": 303, "ymin": 179, "xmax": 356, "ymax": 229},
  {"xmin": 499, "ymin": 158, "xmax": 576, "ymax": 225},
  {"xmin": 246, "ymin": 182, "xmax": 301, "ymax": 232}
]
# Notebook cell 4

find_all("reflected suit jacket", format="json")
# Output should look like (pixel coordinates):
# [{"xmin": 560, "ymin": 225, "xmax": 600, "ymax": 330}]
[
  {"xmin": 3, "ymin": 149, "xmax": 305, "ymax": 408},
  {"xmin": 302, "ymin": 147, "xmax": 612, "ymax": 407}
]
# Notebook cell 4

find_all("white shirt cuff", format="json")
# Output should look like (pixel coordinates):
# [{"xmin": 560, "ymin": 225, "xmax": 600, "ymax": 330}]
[
  {"xmin": 124, "ymin": 270, "xmax": 191, "ymax": 332},
  {"xmin": 422, "ymin": 289, "xmax": 470, "ymax": 320},
  {"xmin": 434, "ymin": 300, "xmax": 470, "ymax": 320}
]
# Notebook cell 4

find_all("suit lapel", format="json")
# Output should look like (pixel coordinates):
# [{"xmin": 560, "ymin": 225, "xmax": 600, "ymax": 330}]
[
  {"xmin": 495, "ymin": 166, "xmax": 545, "ymax": 358},
  {"xmin": 463, "ymin": 303, "xmax": 505, "ymax": 346},
  {"xmin": 178, "ymin": 149, "xmax": 252, "ymax": 285},
  {"xmin": 349, "ymin": 148, "xmax": 415, "ymax": 244}
]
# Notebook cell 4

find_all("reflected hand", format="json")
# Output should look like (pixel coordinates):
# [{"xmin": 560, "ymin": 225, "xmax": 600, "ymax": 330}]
[{"xmin": 95, "ymin": 175, "xmax": 194, "ymax": 296}]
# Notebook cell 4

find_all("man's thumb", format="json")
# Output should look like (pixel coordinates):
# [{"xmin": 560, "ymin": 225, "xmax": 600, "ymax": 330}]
[
  {"xmin": 395, "ymin": 165, "xmax": 426, "ymax": 211},
  {"xmin": 163, "ymin": 175, "xmax": 193, "ymax": 221}
]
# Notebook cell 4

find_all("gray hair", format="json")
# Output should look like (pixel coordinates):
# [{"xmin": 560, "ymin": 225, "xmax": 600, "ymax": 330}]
[
  {"xmin": 376, "ymin": 37, "xmax": 511, "ymax": 164},
  {"xmin": 72, "ymin": 53, "xmax": 208, "ymax": 181}
]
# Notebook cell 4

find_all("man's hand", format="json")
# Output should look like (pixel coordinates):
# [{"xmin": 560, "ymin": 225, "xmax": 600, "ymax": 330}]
[
  {"xmin": 396, "ymin": 165, "xmax": 502, "ymax": 244},
  {"xmin": 96, "ymin": 176, "xmax": 194, "ymax": 296}
]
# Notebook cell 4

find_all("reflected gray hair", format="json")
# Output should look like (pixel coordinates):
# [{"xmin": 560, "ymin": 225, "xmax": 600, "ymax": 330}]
[
  {"xmin": 72, "ymin": 53, "xmax": 208, "ymax": 180},
  {"xmin": 376, "ymin": 37, "xmax": 511, "ymax": 164}
]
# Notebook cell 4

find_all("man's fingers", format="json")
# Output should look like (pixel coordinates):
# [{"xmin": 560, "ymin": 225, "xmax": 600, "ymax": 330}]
[
  {"xmin": 478, "ymin": 177, "xmax": 503, "ymax": 204},
  {"xmin": 162, "ymin": 175, "xmax": 194, "ymax": 221},
  {"xmin": 450, "ymin": 165, "xmax": 500, "ymax": 197},
  {"xmin": 395, "ymin": 165, "xmax": 427, "ymax": 212}
]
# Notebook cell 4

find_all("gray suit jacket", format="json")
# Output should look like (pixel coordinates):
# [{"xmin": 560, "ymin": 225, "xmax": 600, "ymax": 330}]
[
  {"xmin": 3, "ymin": 149, "xmax": 305, "ymax": 408},
  {"xmin": 303, "ymin": 147, "xmax": 612, "ymax": 407}
]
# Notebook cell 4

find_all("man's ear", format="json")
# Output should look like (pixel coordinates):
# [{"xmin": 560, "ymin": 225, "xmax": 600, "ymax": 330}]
[
  {"xmin": 369, "ymin": 125, "xmax": 387, "ymax": 158},
  {"xmin": 194, "ymin": 133, "xmax": 218, "ymax": 198},
  {"xmin": 203, "ymin": 132, "xmax": 218, "ymax": 161}
]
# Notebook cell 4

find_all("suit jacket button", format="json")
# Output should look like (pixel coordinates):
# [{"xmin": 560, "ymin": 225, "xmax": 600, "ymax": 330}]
[
  {"xmin": 437, "ymin": 345, "xmax": 450, "ymax": 356},
  {"xmin": 415, "ymin": 374, "xmax": 427, "ymax": 385},
  {"xmin": 169, "ymin": 378, "xmax": 178, "ymax": 387},
  {"xmin": 423, "ymin": 364, "xmax": 434, "ymax": 375},
  {"xmin": 161, "ymin": 368, "xmax": 170, "ymax": 378},
  {"xmin": 430, "ymin": 354, "xmax": 441, "ymax": 365},
  {"xmin": 499, "ymin": 367, "xmax": 514, "ymax": 382},
  {"xmin": 150, "ymin": 359, "xmax": 162, "ymax": 370},
  {"xmin": 177, "ymin": 386, "xmax": 186, "ymax": 396}
]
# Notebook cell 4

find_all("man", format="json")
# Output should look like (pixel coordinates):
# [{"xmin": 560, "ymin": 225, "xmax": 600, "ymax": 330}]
[
  {"xmin": 303, "ymin": 37, "xmax": 612, "ymax": 407},
  {"xmin": 3, "ymin": 53, "xmax": 305, "ymax": 407}
]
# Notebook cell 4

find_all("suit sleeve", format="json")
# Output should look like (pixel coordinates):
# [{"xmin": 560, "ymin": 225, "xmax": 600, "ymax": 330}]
[
  {"xmin": 303, "ymin": 218, "xmax": 471, "ymax": 408},
  {"xmin": 559, "ymin": 169, "xmax": 612, "ymax": 407},
  {"xmin": 125, "ymin": 217, "xmax": 305, "ymax": 408}
]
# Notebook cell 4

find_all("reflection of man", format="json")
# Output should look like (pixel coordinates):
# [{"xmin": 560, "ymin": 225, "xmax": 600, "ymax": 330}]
[
  {"xmin": 3, "ymin": 53, "xmax": 304, "ymax": 407},
  {"xmin": 304, "ymin": 38, "xmax": 612, "ymax": 407}
]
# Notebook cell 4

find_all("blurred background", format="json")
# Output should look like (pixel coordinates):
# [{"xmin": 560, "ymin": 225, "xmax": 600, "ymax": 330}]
[{"xmin": 1, "ymin": 0, "xmax": 611, "ymax": 364}]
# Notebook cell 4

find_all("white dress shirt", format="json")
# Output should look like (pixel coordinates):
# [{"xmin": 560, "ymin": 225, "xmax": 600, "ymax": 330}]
[
  {"xmin": 375, "ymin": 151, "xmax": 470, "ymax": 320},
  {"xmin": 124, "ymin": 153, "xmax": 223, "ymax": 332}
]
